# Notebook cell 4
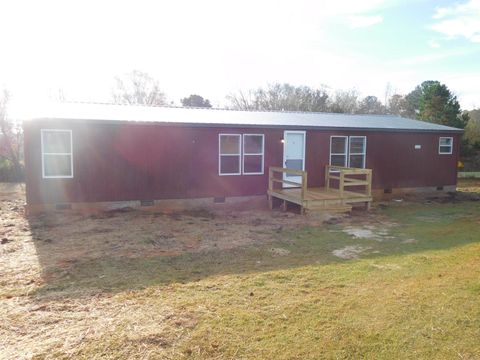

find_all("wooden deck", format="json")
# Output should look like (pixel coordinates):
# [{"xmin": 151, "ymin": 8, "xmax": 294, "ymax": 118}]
[{"xmin": 267, "ymin": 166, "xmax": 373, "ymax": 213}]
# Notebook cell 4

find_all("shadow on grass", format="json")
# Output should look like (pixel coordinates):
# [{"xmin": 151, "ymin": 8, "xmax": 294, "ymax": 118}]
[{"xmin": 28, "ymin": 195, "xmax": 480, "ymax": 298}]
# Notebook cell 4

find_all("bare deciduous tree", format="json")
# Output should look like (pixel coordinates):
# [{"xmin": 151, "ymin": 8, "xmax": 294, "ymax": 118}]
[
  {"xmin": 328, "ymin": 89, "xmax": 360, "ymax": 114},
  {"xmin": 227, "ymin": 83, "xmax": 330, "ymax": 112},
  {"xmin": 357, "ymin": 95, "xmax": 386, "ymax": 115},
  {"xmin": 0, "ymin": 89, "xmax": 23, "ymax": 181},
  {"xmin": 384, "ymin": 82, "xmax": 392, "ymax": 110},
  {"xmin": 226, "ymin": 90, "xmax": 257, "ymax": 110},
  {"xmin": 112, "ymin": 70, "xmax": 167, "ymax": 106}
]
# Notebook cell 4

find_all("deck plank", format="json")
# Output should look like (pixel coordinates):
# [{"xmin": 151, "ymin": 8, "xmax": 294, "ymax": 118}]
[{"xmin": 269, "ymin": 186, "xmax": 371, "ymax": 212}]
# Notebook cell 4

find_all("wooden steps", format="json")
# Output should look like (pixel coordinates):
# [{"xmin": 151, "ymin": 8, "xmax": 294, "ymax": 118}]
[{"xmin": 305, "ymin": 203, "xmax": 352, "ymax": 214}]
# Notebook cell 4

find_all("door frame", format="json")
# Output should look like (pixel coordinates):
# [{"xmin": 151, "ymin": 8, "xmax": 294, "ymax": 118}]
[{"xmin": 282, "ymin": 130, "xmax": 306, "ymax": 187}]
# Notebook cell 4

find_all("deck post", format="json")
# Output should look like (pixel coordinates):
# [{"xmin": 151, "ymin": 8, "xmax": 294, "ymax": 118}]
[
  {"xmin": 366, "ymin": 170, "xmax": 372, "ymax": 197},
  {"xmin": 268, "ymin": 167, "xmax": 274, "ymax": 192},
  {"xmin": 301, "ymin": 171, "xmax": 307, "ymax": 202}
]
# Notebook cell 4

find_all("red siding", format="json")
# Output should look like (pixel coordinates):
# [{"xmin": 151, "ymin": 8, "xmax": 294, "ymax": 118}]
[{"xmin": 24, "ymin": 120, "xmax": 460, "ymax": 205}]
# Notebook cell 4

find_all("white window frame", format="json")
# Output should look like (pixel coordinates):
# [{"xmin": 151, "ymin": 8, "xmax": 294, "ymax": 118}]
[
  {"xmin": 329, "ymin": 136, "xmax": 348, "ymax": 169},
  {"xmin": 348, "ymin": 136, "xmax": 367, "ymax": 169},
  {"xmin": 242, "ymin": 134, "xmax": 265, "ymax": 175},
  {"xmin": 439, "ymin": 137, "xmax": 453, "ymax": 155},
  {"xmin": 41, "ymin": 129, "xmax": 73, "ymax": 179},
  {"xmin": 218, "ymin": 134, "xmax": 242, "ymax": 176}
]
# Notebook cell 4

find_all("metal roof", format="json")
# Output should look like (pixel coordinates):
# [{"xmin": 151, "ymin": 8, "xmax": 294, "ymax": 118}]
[{"xmin": 28, "ymin": 102, "xmax": 463, "ymax": 133}]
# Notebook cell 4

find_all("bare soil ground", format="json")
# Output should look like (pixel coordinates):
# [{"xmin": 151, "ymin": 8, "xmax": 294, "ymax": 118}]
[{"xmin": 1, "ymin": 182, "xmax": 479, "ymax": 359}]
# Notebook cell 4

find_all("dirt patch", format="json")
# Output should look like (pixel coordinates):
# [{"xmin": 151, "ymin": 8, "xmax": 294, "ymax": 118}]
[
  {"xmin": 342, "ymin": 225, "xmax": 396, "ymax": 241},
  {"xmin": 343, "ymin": 227, "xmax": 377, "ymax": 239},
  {"xmin": 269, "ymin": 247, "xmax": 291, "ymax": 256},
  {"xmin": 0, "ymin": 183, "xmax": 333, "ymax": 289},
  {"xmin": 332, "ymin": 245, "xmax": 371, "ymax": 259}
]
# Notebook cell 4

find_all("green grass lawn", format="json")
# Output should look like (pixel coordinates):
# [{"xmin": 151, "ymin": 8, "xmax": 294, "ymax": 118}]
[
  {"xmin": 40, "ymin": 203, "xmax": 480, "ymax": 358},
  {"xmin": 458, "ymin": 171, "xmax": 480, "ymax": 178},
  {"xmin": 2, "ymin": 184, "xmax": 480, "ymax": 359}
]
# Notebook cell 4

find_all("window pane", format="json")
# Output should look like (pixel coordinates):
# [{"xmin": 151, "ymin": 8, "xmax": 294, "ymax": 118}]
[
  {"xmin": 43, "ymin": 131, "xmax": 71, "ymax": 153},
  {"xmin": 350, "ymin": 137, "xmax": 365, "ymax": 154},
  {"xmin": 220, "ymin": 135, "xmax": 240, "ymax": 155},
  {"xmin": 43, "ymin": 154, "xmax": 72, "ymax": 177},
  {"xmin": 331, "ymin": 137, "xmax": 346, "ymax": 154},
  {"xmin": 243, "ymin": 155, "xmax": 263, "ymax": 173},
  {"xmin": 440, "ymin": 146, "xmax": 452, "ymax": 154},
  {"xmin": 349, "ymin": 154, "xmax": 365, "ymax": 168},
  {"xmin": 244, "ymin": 135, "xmax": 263, "ymax": 154},
  {"xmin": 330, "ymin": 154, "xmax": 346, "ymax": 167},
  {"xmin": 220, "ymin": 155, "xmax": 240, "ymax": 174},
  {"xmin": 440, "ymin": 138, "xmax": 452, "ymax": 146}
]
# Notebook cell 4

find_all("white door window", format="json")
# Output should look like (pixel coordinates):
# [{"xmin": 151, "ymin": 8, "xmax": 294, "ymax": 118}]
[{"xmin": 283, "ymin": 131, "xmax": 306, "ymax": 187}]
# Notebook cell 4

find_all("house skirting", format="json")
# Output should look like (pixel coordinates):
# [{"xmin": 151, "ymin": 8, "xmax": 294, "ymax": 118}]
[
  {"xmin": 24, "ymin": 185, "xmax": 457, "ymax": 215},
  {"xmin": 371, "ymin": 185, "xmax": 456, "ymax": 200},
  {"xmin": 24, "ymin": 195, "xmax": 269, "ymax": 215}
]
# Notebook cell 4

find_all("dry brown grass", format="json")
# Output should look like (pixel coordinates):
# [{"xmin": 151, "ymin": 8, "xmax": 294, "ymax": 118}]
[
  {"xmin": 1, "ymin": 181, "xmax": 479, "ymax": 359},
  {"xmin": 0, "ymin": 184, "xmax": 329, "ymax": 359}
]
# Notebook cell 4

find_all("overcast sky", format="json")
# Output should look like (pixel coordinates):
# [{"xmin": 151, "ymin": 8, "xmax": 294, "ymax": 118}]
[{"xmin": 1, "ymin": 0, "xmax": 479, "ymax": 112}]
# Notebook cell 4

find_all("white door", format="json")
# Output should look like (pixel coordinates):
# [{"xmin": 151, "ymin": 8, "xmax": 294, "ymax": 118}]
[{"xmin": 283, "ymin": 131, "xmax": 306, "ymax": 187}]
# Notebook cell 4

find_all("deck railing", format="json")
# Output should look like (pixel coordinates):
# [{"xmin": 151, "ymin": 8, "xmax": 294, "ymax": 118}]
[
  {"xmin": 268, "ymin": 166, "xmax": 308, "ymax": 201},
  {"xmin": 325, "ymin": 165, "xmax": 372, "ymax": 198}
]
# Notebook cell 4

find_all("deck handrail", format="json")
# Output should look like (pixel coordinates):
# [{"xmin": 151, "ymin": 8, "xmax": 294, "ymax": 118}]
[
  {"xmin": 325, "ymin": 165, "xmax": 372, "ymax": 197},
  {"xmin": 269, "ymin": 167, "xmax": 308, "ymax": 200}
]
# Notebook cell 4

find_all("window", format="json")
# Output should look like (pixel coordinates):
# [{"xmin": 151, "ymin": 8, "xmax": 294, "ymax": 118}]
[
  {"xmin": 349, "ymin": 136, "xmax": 366, "ymax": 168},
  {"xmin": 219, "ymin": 134, "xmax": 241, "ymax": 175},
  {"xmin": 219, "ymin": 134, "xmax": 265, "ymax": 175},
  {"xmin": 243, "ymin": 134, "xmax": 264, "ymax": 175},
  {"xmin": 41, "ymin": 129, "xmax": 73, "ymax": 178},
  {"xmin": 329, "ymin": 135, "xmax": 367, "ymax": 169},
  {"xmin": 330, "ymin": 136, "xmax": 348, "ymax": 167},
  {"xmin": 439, "ymin": 137, "xmax": 453, "ymax": 154}
]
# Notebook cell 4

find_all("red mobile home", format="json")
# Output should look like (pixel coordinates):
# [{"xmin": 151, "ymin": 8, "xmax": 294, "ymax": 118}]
[{"xmin": 23, "ymin": 103, "xmax": 462, "ymax": 213}]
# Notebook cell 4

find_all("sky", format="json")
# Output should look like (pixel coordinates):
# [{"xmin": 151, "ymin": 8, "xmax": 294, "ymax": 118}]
[{"xmin": 1, "ymin": 0, "xmax": 479, "ymax": 113}]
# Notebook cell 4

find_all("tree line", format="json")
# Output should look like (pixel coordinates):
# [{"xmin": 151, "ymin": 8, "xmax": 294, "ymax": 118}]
[
  {"xmin": 112, "ymin": 71, "xmax": 470, "ymax": 130},
  {"xmin": 111, "ymin": 71, "xmax": 476, "ymax": 153},
  {"xmin": 1, "ymin": 70, "xmax": 479, "ymax": 181}
]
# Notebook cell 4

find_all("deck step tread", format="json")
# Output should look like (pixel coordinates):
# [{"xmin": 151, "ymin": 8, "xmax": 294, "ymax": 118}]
[{"xmin": 306, "ymin": 204, "xmax": 353, "ymax": 213}]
